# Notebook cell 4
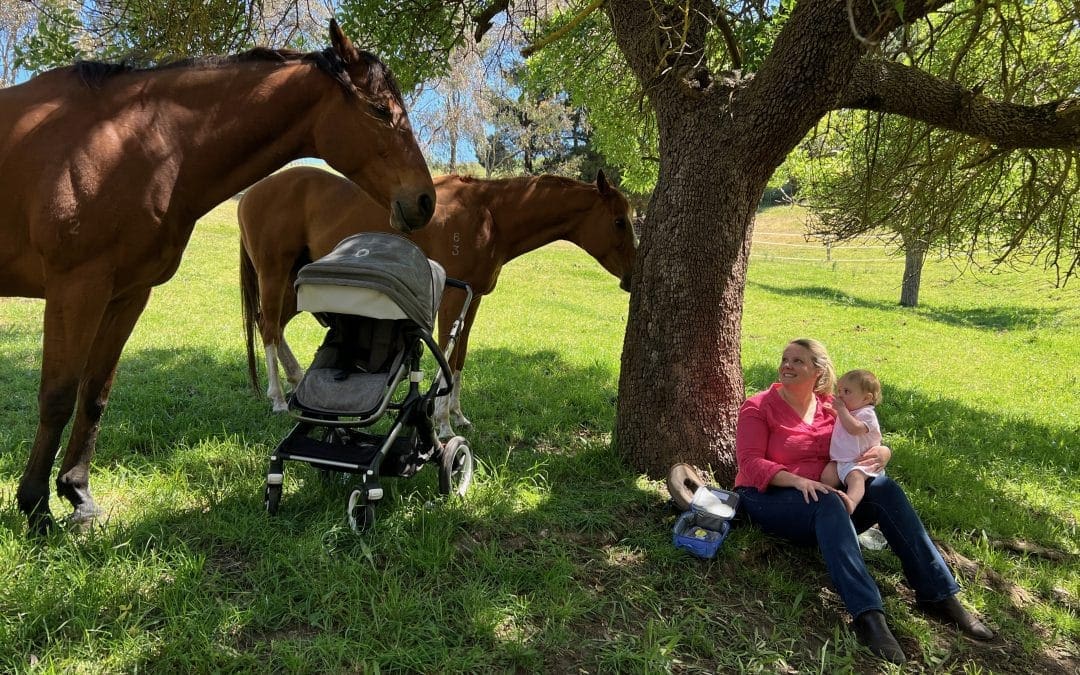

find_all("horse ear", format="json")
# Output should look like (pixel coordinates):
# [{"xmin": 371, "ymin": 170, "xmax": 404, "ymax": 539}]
[
  {"xmin": 329, "ymin": 18, "xmax": 361, "ymax": 64},
  {"xmin": 596, "ymin": 169, "xmax": 610, "ymax": 195}
]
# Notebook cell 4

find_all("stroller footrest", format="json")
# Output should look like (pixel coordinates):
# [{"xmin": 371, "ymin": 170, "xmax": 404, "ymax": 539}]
[
  {"xmin": 275, "ymin": 429, "xmax": 421, "ymax": 474},
  {"xmin": 277, "ymin": 434, "xmax": 381, "ymax": 471}
]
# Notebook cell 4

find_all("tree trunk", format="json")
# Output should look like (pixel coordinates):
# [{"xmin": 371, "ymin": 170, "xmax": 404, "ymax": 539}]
[
  {"xmin": 615, "ymin": 103, "xmax": 766, "ymax": 485},
  {"xmin": 899, "ymin": 235, "xmax": 928, "ymax": 307},
  {"xmin": 448, "ymin": 129, "xmax": 458, "ymax": 173}
]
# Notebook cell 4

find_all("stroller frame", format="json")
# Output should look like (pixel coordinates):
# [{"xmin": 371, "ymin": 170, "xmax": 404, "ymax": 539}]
[{"xmin": 262, "ymin": 233, "xmax": 474, "ymax": 531}]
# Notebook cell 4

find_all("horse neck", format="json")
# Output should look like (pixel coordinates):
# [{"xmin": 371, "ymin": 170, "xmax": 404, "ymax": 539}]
[
  {"xmin": 483, "ymin": 177, "xmax": 596, "ymax": 262},
  {"xmin": 143, "ymin": 63, "xmax": 328, "ymax": 214}
]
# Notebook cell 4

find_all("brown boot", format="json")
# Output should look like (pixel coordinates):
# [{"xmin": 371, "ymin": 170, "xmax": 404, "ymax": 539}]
[
  {"xmin": 852, "ymin": 610, "xmax": 906, "ymax": 664},
  {"xmin": 917, "ymin": 595, "xmax": 995, "ymax": 640}
]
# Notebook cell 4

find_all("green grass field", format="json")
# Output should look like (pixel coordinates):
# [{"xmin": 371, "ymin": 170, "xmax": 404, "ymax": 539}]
[{"xmin": 0, "ymin": 201, "xmax": 1076, "ymax": 673}]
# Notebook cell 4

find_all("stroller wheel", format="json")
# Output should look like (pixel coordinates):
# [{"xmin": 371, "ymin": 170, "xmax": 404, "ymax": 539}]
[
  {"xmin": 439, "ymin": 436, "xmax": 474, "ymax": 497},
  {"xmin": 264, "ymin": 483, "xmax": 282, "ymax": 515},
  {"xmin": 347, "ymin": 489, "xmax": 375, "ymax": 532},
  {"xmin": 667, "ymin": 463, "xmax": 707, "ymax": 512}
]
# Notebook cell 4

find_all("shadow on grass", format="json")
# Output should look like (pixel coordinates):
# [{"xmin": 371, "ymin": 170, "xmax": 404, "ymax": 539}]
[
  {"xmin": 0, "ymin": 345, "xmax": 292, "ymax": 476},
  {"xmin": 748, "ymin": 282, "xmax": 1058, "ymax": 330},
  {"xmin": 0, "ymin": 345, "xmax": 1073, "ymax": 672}
]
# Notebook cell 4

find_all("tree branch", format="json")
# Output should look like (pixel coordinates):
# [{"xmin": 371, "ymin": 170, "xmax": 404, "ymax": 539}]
[
  {"xmin": 521, "ymin": 0, "xmax": 604, "ymax": 58},
  {"xmin": 714, "ymin": 9, "xmax": 742, "ymax": 71},
  {"xmin": 472, "ymin": 0, "xmax": 510, "ymax": 43},
  {"xmin": 838, "ymin": 59, "xmax": 1080, "ymax": 150}
]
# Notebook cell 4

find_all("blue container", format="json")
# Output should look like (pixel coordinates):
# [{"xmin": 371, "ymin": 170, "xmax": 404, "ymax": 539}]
[{"xmin": 672, "ymin": 510, "xmax": 730, "ymax": 559}]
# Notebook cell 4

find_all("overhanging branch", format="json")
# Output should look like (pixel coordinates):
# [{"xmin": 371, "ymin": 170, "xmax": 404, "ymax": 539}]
[
  {"xmin": 520, "ymin": 0, "xmax": 604, "ymax": 57},
  {"xmin": 838, "ymin": 59, "xmax": 1080, "ymax": 150}
]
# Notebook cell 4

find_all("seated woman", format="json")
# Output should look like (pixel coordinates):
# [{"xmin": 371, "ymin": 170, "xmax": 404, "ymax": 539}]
[{"xmin": 734, "ymin": 338, "xmax": 993, "ymax": 664}]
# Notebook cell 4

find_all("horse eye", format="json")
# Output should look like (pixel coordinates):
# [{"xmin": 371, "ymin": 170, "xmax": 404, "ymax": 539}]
[
  {"xmin": 370, "ymin": 103, "xmax": 393, "ymax": 121},
  {"xmin": 615, "ymin": 217, "xmax": 627, "ymax": 229}
]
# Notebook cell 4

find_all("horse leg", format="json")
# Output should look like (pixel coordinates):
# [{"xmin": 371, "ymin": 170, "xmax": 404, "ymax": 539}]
[
  {"xmin": 56, "ymin": 289, "xmax": 151, "ymax": 524},
  {"xmin": 278, "ymin": 295, "xmax": 304, "ymax": 387},
  {"xmin": 258, "ymin": 270, "xmax": 292, "ymax": 412},
  {"xmin": 277, "ymin": 337, "xmax": 303, "ymax": 386},
  {"xmin": 17, "ymin": 275, "xmax": 113, "ymax": 535},
  {"xmin": 264, "ymin": 344, "xmax": 288, "ymax": 413},
  {"xmin": 448, "ymin": 299, "xmax": 482, "ymax": 429}
]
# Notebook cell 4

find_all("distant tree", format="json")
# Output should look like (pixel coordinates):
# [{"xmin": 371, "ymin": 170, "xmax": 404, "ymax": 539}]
[
  {"xmin": 409, "ymin": 44, "xmax": 487, "ymax": 173},
  {"xmin": 12, "ymin": 0, "xmax": 331, "ymax": 70},
  {"xmin": 1, "ymin": 0, "xmax": 37, "ymax": 84},
  {"xmin": 794, "ymin": 3, "xmax": 1080, "ymax": 305}
]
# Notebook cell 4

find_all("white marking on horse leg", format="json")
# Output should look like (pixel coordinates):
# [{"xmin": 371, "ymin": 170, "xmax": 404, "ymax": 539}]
[
  {"xmin": 434, "ymin": 378, "xmax": 454, "ymax": 439},
  {"xmin": 279, "ymin": 337, "xmax": 305, "ymax": 386},
  {"xmin": 449, "ymin": 371, "xmax": 471, "ymax": 428},
  {"xmin": 264, "ymin": 344, "xmax": 289, "ymax": 413}
]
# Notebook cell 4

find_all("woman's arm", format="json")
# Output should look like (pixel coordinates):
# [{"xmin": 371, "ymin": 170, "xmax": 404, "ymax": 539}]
[{"xmin": 735, "ymin": 396, "xmax": 786, "ymax": 491}]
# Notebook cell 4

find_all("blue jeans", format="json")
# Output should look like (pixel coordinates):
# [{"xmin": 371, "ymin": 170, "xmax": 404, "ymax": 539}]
[{"xmin": 736, "ymin": 475, "xmax": 959, "ymax": 618}]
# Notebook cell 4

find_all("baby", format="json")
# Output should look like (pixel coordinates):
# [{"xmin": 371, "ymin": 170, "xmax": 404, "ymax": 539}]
[{"xmin": 822, "ymin": 369, "xmax": 883, "ymax": 513}]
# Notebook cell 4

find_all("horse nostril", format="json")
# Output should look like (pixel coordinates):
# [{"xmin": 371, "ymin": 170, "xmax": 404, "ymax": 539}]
[{"xmin": 418, "ymin": 192, "xmax": 435, "ymax": 220}]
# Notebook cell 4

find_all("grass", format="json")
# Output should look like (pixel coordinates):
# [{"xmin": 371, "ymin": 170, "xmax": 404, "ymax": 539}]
[{"xmin": 0, "ymin": 200, "xmax": 1076, "ymax": 673}]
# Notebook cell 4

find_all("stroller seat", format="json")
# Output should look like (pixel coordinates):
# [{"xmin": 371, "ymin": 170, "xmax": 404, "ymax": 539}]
[
  {"xmin": 290, "ymin": 316, "xmax": 410, "ymax": 418},
  {"xmin": 292, "ymin": 366, "xmax": 397, "ymax": 418}
]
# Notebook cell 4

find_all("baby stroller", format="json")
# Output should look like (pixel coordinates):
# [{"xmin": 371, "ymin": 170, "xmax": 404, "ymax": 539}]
[{"xmin": 263, "ymin": 232, "xmax": 475, "ymax": 531}]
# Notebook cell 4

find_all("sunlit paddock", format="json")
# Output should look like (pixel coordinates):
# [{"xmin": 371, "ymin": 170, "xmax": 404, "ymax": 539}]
[{"xmin": 0, "ymin": 199, "xmax": 1075, "ymax": 672}]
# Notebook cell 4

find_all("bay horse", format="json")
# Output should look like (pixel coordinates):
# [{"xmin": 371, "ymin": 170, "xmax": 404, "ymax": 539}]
[
  {"xmin": 0, "ymin": 21, "xmax": 436, "ymax": 535},
  {"xmin": 239, "ymin": 166, "xmax": 636, "ymax": 436}
]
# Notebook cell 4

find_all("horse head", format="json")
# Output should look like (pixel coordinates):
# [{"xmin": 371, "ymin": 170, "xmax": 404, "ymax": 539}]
[
  {"xmin": 310, "ymin": 20, "xmax": 435, "ymax": 233},
  {"xmin": 577, "ymin": 170, "xmax": 637, "ymax": 292}
]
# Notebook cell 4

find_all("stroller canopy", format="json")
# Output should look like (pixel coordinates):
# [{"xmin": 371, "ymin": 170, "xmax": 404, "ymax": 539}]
[{"xmin": 295, "ymin": 233, "xmax": 445, "ymax": 331}]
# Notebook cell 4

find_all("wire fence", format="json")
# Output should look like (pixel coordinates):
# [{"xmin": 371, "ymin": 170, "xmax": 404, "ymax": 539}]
[{"xmin": 751, "ymin": 230, "xmax": 906, "ymax": 265}]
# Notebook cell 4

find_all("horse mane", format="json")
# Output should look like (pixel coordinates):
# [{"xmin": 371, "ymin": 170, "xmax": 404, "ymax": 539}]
[{"xmin": 69, "ymin": 46, "xmax": 403, "ymax": 104}]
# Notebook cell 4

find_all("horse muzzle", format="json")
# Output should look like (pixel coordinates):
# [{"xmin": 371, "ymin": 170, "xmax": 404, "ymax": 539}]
[{"xmin": 390, "ymin": 190, "xmax": 436, "ymax": 233}]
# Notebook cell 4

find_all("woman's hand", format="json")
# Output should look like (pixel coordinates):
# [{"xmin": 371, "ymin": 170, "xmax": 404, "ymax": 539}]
[
  {"xmin": 856, "ymin": 445, "xmax": 892, "ymax": 474},
  {"xmin": 771, "ymin": 471, "xmax": 855, "ymax": 511},
  {"xmin": 792, "ymin": 475, "xmax": 843, "ymax": 505}
]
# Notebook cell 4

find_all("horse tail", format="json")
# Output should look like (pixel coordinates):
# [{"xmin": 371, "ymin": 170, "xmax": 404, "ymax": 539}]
[{"xmin": 239, "ymin": 238, "xmax": 262, "ymax": 394}]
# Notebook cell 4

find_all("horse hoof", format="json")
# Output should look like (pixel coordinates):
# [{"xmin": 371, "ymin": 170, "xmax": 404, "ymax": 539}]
[
  {"xmin": 69, "ymin": 502, "xmax": 102, "ymax": 522},
  {"xmin": 272, "ymin": 401, "xmax": 289, "ymax": 414},
  {"xmin": 26, "ymin": 512, "xmax": 56, "ymax": 538},
  {"xmin": 667, "ymin": 463, "xmax": 707, "ymax": 512},
  {"xmin": 451, "ymin": 415, "xmax": 473, "ymax": 428}
]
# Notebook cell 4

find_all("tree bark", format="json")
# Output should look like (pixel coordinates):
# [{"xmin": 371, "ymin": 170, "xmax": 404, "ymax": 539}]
[
  {"xmin": 616, "ymin": 113, "xmax": 759, "ymax": 480},
  {"xmin": 900, "ymin": 235, "xmax": 929, "ymax": 307}
]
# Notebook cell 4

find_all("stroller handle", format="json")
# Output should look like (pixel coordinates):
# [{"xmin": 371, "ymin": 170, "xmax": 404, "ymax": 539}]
[
  {"xmin": 428, "ymin": 277, "xmax": 472, "ymax": 398},
  {"xmin": 422, "ymin": 331, "xmax": 455, "ymax": 398}
]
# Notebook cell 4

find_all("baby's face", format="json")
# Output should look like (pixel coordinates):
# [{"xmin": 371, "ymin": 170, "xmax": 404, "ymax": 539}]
[{"xmin": 837, "ymin": 380, "xmax": 872, "ymax": 410}]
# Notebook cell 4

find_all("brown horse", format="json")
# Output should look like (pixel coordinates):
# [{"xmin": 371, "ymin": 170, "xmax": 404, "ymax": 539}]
[
  {"xmin": 239, "ymin": 165, "xmax": 636, "ymax": 436},
  {"xmin": 0, "ymin": 21, "xmax": 436, "ymax": 534}
]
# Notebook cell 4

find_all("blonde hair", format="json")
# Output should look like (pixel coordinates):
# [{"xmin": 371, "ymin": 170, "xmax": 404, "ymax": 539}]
[
  {"xmin": 789, "ymin": 338, "xmax": 836, "ymax": 395},
  {"xmin": 839, "ymin": 369, "xmax": 882, "ymax": 405}
]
